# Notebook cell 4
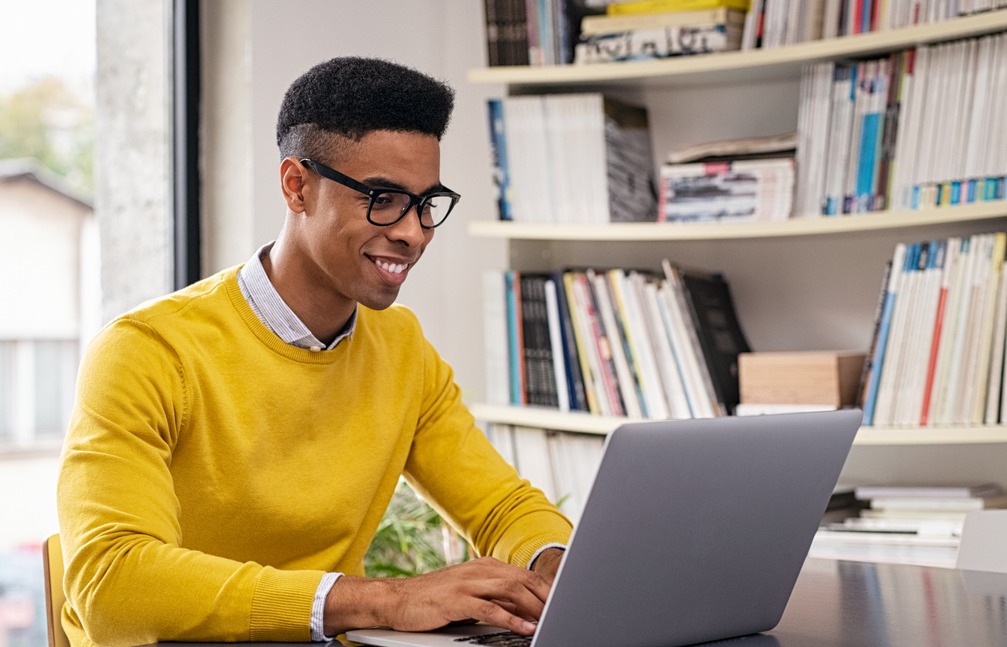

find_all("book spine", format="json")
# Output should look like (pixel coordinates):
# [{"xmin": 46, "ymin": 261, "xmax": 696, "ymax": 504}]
[
  {"xmin": 505, "ymin": 270, "xmax": 526, "ymax": 406},
  {"xmin": 486, "ymin": 99, "xmax": 513, "ymax": 221},
  {"xmin": 553, "ymin": 270, "xmax": 587, "ymax": 412},
  {"xmin": 857, "ymin": 259, "xmax": 893, "ymax": 410},
  {"xmin": 863, "ymin": 243, "xmax": 906, "ymax": 425}
]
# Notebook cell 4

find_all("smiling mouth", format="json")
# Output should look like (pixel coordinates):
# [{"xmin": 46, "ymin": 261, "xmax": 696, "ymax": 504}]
[{"xmin": 373, "ymin": 258, "xmax": 409, "ymax": 274}]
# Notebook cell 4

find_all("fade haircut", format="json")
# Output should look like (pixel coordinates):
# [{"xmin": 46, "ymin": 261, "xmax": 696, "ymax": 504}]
[{"xmin": 276, "ymin": 57, "xmax": 455, "ymax": 162}]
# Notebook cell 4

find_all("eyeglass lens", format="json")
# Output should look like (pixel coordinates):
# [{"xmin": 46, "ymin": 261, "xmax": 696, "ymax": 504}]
[{"xmin": 368, "ymin": 191, "xmax": 455, "ymax": 228}]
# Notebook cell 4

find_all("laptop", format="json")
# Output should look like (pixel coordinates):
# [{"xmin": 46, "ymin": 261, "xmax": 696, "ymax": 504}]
[{"xmin": 347, "ymin": 409, "xmax": 862, "ymax": 647}]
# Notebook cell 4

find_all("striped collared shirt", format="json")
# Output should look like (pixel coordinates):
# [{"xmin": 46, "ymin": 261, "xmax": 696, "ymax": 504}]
[{"xmin": 237, "ymin": 242, "xmax": 356, "ymax": 351}]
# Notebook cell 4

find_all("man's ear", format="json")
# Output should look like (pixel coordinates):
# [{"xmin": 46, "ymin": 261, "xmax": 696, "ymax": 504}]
[{"xmin": 280, "ymin": 157, "xmax": 308, "ymax": 213}]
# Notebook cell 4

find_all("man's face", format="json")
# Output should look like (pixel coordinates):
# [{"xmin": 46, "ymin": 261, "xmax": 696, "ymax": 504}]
[{"xmin": 297, "ymin": 129, "xmax": 441, "ymax": 312}]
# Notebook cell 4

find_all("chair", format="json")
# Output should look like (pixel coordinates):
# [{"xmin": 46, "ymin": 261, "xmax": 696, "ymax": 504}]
[
  {"xmin": 42, "ymin": 534, "xmax": 71, "ymax": 647},
  {"xmin": 956, "ymin": 510, "xmax": 1007, "ymax": 573}
]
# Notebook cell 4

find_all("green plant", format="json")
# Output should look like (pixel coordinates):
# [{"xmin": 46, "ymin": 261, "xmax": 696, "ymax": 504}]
[{"xmin": 364, "ymin": 481, "xmax": 469, "ymax": 578}]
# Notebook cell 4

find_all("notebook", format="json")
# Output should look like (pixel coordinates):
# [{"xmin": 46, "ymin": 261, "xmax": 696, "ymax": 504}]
[{"xmin": 347, "ymin": 409, "xmax": 862, "ymax": 647}]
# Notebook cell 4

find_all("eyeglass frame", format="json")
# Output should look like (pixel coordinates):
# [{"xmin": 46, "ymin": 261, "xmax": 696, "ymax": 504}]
[{"xmin": 299, "ymin": 158, "xmax": 460, "ymax": 229}]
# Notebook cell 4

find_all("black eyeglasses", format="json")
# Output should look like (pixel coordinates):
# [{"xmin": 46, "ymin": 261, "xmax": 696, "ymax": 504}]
[{"xmin": 300, "ymin": 158, "xmax": 460, "ymax": 229}]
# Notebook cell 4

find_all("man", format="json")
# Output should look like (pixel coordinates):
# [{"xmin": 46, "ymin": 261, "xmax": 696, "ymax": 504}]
[{"xmin": 56, "ymin": 57, "xmax": 571, "ymax": 646}]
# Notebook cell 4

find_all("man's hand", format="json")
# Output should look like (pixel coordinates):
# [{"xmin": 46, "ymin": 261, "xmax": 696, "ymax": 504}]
[{"xmin": 323, "ymin": 556, "xmax": 554, "ymax": 637}]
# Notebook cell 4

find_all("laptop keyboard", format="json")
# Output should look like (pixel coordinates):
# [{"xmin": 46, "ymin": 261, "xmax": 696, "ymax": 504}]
[{"xmin": 453, "ymin": 630, "xmax": 532, "ymax": 646}]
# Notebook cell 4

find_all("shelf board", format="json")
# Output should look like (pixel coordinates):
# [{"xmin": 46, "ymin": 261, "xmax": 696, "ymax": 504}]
[
  {"xmin": 468, "ymin": 201, "xmax": 1007, "ymax": 241},
  {"xmin": 469, "ymin": 403, "xmax": 1007, "ymax": 445},
  {"xmin": 468, "ymin": 11, "xmax": 1007, "ymax": 88}
]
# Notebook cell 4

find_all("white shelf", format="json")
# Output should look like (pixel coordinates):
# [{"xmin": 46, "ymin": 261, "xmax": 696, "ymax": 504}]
[
  {"xmin": 468, "ymin": 11, "xmax": 1007, "ymax": 88},
  {"xmin": 468, "ymin": 201, "xmax": 1007, "ymax": 241},
  {"xmin": 469, "ymin": 403, "xmax": 1007, "ymax": 445}
]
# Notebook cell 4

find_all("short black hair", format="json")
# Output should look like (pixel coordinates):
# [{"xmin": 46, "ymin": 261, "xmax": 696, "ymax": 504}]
[{"xmin": 276, "ymin": 57, "xmax": 455, "ymax": 160}]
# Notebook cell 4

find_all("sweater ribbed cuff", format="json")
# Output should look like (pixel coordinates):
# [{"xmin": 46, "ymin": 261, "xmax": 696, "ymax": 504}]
[{"xmin": 249, "ymin": 567, "xmax": 324, "ymax": 642}]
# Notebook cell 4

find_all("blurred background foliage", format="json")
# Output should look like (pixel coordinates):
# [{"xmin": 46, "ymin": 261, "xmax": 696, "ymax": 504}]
[{"xmin": 364, "ymin": 480, "xmax": 469, "ymax": 578}]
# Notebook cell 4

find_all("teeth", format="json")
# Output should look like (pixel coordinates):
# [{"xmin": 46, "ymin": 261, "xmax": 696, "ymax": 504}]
[{"xmin": 375, "ymin": 259, "xmax": 407, "ymax": 274}]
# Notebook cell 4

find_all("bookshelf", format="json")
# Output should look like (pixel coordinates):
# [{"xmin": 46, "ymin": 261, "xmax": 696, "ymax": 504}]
[
  {"xmin": 470, "ymin": 402, "xmax": 1007, "ymax": 445},
  {"xmin": 467, "ymin": 10, "xmax": 1007, "ymax": 504},
  {"xmin": 469, "ymin": 11, "xmax": 1007, "ymax": 88},
  {"xmin": 469, "ymin": 201, "xmax": 1007, "ymax": 241}
]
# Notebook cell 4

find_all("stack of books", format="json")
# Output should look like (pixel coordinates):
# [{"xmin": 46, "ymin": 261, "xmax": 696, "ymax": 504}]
[
  {"xmin": 861, "ymin": 232, "xmax": 1007, "ymax": 427},
  {"xmin": 657, "ymin": 132, "xmax": 797, "ymax": 222},
  {"xmin": 829, "ymin": 483, "xmax": 1007, "ymax": 537},
  {"xmin": 482, "ymin": 260, "xmax": 751, "ymax": 419},
  {"xmin": 574, "ymin": 1, "xmax": 748, "ymax": 64},
  {"xmin": 658, "ymin": 158, "xmax": 795, "ymax": 222},
  {"xmin": 486, "ymin": 93, "xmax": 656, "ymax": 224}
]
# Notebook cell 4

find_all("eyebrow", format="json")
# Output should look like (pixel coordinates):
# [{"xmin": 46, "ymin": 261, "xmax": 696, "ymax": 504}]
[{"xmin": 362, "ymin": 175, "xmax": 446, "ymax": 195}]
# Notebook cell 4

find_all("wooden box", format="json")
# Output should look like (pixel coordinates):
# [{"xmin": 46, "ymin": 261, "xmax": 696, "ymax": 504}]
[{"xmin": 738, "ymin": 351, "xmax": 867, "ymax": 408}]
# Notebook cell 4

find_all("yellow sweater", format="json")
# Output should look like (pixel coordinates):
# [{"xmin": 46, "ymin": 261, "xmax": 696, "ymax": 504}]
[{"xmin": 56, "ymin": 266, "xmax": 571, "ymax": 646}]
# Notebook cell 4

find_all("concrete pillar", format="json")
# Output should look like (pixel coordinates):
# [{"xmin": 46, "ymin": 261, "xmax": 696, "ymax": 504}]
[{"xmin": 94, "ymin": 0, "xmax": 173, "ymax": 322}]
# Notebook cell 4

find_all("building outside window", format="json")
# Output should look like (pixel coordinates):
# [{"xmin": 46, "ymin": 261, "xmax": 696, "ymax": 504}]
[{"xmin": 0, "ymin": 1, "xmax": 97, "ymax": 644}]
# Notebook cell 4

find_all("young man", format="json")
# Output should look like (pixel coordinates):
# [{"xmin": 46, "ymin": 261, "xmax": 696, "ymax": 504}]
[{"xmin": 56, "ymin": 57, "xmax": 571, "ymax": 646}]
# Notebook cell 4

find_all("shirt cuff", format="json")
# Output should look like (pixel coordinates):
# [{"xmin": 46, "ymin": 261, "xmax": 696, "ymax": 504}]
[
  {"xmin": 310, "ymin": 571, "xmax": 343, "ymax": 641},
  {"xmin": 527, "ymin": 543, "xmax": 567, "ymax": 570}
]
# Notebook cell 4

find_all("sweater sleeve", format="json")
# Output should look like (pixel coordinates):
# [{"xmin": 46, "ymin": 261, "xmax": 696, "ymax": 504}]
[
  {"xmin": 403, "ymin": 334, "xmax": 573, "ymax": 567},
  {"xmin": 57, "ymin": 319, "xmax": 321, "ymax": 646}
]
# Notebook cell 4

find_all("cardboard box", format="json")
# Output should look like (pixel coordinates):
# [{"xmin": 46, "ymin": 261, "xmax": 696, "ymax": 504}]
[{"xmin": 738, "ymin": 351, "xmax": 867, "ymax": 408}]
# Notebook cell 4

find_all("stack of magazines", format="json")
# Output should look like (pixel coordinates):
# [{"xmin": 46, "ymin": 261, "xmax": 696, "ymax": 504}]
[{"xmin": 658, "ymin": 132, "xmax": 797, "ymax": 222}]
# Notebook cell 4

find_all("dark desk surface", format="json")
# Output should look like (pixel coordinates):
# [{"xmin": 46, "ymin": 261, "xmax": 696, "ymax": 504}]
[
  {"xmin": 769, "ymin": 558, "xmax": 1007, "ymax": 646},
  {"xmin": 153, "ymin": 558, "xmax": 1007, "ymax": 647}
]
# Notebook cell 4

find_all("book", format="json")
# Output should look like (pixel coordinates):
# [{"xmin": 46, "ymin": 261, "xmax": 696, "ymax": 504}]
[
  {"xmin": 665, "ymin": 131, "xmax": 797, "ymax": 165},
  {"xmin": 605, "ymin": 0, "xmax": 751, "ymax": 14},
  {"xmin": 862, "ymin": 243, "xmax": 905, "ymax": 426},
  {"xmin": 519, "ymin": 274, "xmax": 560, "ymax": 407},
  {"xmin": 504, "ymin": 270, "xmax": 526, "ymax": 406},
  {"xmin": 551, "ymin": 270, "xmax": 588, "ymax": 412},
  {"xmin": 544, "ymin": 278, "xmax": 571, "ymax": 412},
  {"xmin": 856, "ymin": 259, "xmax": 892, "ymax": 410},
  {"xmin": 581, "ymin": 6, "xmax": 745, "ymax": 34},
  {"xmin": 985, "ymin": 254, "xmax": 1007, "ymax": 424},
  {"xmin": 854, "ymin": 483, "xmax": 1004, "ymax": 500},
  {"xmin": 563, "ymin": 271, "xmax": 604, "ymax": 415},
  {"xmin": 919, "ymin": 238, "xmax": 958, "ymax": 425},
  {"xmin": 575, "ymin": 21, "xmax": 743, "ymax": 63},
  {"xmin": 485, "ymin": 98, "xmax": 513, "ymax": 221},
  {"xmin": 482, "ymin": 271, "xmax": 511, "ymax": 406},
  {"xmin": 868, "ymin": 494, "xmax": 1007, "ymax": 512},
  {"xmin": 666, "ymin": 262, "xmax": 750, "ymax": 415},
  {"xmin": 830, "ymin": 516, "xmax": 963, "ymax": 537},
  {"xmin": 482, "ymin": 0, "xmax": 531, "ymax": 66}
]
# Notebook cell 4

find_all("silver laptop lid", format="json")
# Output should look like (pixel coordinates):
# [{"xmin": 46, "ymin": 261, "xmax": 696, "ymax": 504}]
[{"xmin": 531, "ymin": 409, "xmax": 861, "ymax": 647}]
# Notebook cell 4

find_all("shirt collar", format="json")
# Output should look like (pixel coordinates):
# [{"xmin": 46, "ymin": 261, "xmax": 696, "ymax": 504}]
[{"xmin": 237, "ymin": 242, "xmax": 356, "ymax": 351}]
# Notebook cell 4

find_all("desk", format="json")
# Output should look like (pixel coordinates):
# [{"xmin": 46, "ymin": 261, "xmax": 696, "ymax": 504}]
[
  {"xmin": 153, "ymin": 558, "xmax": 1007, "ymax": 647},
  {"xmin": 771, "ymin": 558, "xmax": 1007, "ymax": 646}
]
